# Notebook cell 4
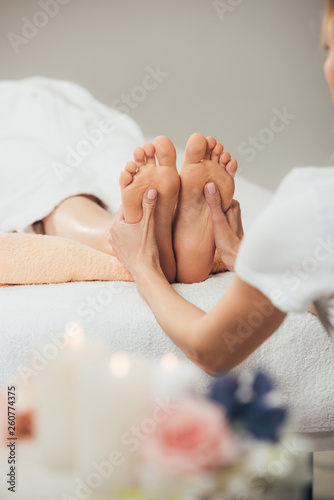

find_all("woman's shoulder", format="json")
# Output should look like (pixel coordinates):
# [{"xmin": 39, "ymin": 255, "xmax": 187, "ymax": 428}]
[{"xmin": 236, "ymin": 169, "xmax": 321, "ymax": 275}]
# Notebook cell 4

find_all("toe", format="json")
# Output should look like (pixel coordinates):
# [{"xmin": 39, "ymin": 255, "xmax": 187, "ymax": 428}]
[
  {"xmin": 226, "ymin": 159, "xmax": 238, "ymax": 178},
  {"xmin": 134, "ymin": 147, "xmax": 146, "ymax": 167},
  {"xmin": 154, "ymin": 136, "xmax": 177, "ymax": 167},
  {"xmin": 211, "ymin": 142, "xmax": 224, "ymax": 162},
  {"xmin": 124, "ymin": 161, "xmax": 138, "ymax": 175},
  {"xmin": 184, "ymin": 133, "xmax": 207, "ymax": 164},
  {"xmin": 119, "ymin": 170, "xmax": 133, "ymax": 189},
  {"xmin": 143, "ymin": 143, "xmax": 156, "ymax": 165},
  {"xmin": 204, "ymin": 136, "xmax": 217, "ymax": 159},
  {"xmin": 219, "ymin": 151, "xmax": 231, "ymax": 166}
]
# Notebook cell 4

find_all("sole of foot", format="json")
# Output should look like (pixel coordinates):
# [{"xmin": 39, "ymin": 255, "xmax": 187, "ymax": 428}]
[
  {"xmin": 119, "ymin": 135, "xmax": 180, "ymax": 283},
  {"xmin": 173, "ymin": 133, "xmax": 237, "ymax": 284}
]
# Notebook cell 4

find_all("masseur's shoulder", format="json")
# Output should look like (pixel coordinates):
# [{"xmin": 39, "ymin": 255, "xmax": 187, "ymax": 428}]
[
  {"xmin": 235, "ymin": 167, "xmax": 334, "ymax": 311},
  {"xmin": 260, "ymin": 165, "xmax": 334, "ymax": 235},
  {"xmin": 278, "ymin": 166, "xmax": 334, "ymax": 193},
  {"xmin": 272, "ymin": 166, "xmax": 328, "ymax": 201},
  {"xmin": 236, "ymin": 169, "xmax": 318, "ymax": 274}
]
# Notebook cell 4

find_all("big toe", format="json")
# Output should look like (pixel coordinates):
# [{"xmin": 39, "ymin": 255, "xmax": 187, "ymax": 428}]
[
  {"xmin": 184, "ymin": 133, "xmax": 207, "ymax": 164},
  {"xmin": 119, "ymin": 170, "xmax": 133, "ymax": 189},
  {"xmin": 153, "ymin": 136, "xmax": 177, "ymax": 166}
]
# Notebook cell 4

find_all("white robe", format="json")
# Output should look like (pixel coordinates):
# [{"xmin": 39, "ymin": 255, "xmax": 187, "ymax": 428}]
[{"xmin": 0, "ymin": 77, "xmax": 145, "ymax": 233}]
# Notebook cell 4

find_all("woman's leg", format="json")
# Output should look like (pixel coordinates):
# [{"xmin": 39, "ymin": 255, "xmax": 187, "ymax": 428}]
[
  {"xmin": 119, "ymin": 136, "xmax": 180, "ymax": 284},
  {"xmin": 43, "ymin": 195, "xmax": 115, "ymax": 255},
  {"xmin": 173, "ymin": 134, "xmax": 237, "ymax": 284}
]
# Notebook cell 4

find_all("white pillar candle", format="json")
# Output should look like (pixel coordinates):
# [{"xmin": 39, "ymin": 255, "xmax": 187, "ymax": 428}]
[
  {"xmin": 74, "ymin": 353, "xmax": 153, "ymax": 496},
  {"xmin": 32, "ymin": 322, "xmax": 108, "ymax": 471}
]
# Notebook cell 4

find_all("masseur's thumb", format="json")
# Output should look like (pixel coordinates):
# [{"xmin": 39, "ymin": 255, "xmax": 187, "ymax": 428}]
[
  {"xmin": 142, "ymin": 188, "xmax": 158, "ymax": 223},
  {"xmin": 204, "ymin": 183, "xmax": 228, "ymax": 226}
]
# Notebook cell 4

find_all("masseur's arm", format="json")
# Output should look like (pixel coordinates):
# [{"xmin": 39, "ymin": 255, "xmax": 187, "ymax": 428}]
[
  {"xmin": 136, "ymin": 270, "xmax": 286, "ymax": 374},
  {"xmin": 109, "ymin": 189, "xmax": 286, "ymax": 375}
]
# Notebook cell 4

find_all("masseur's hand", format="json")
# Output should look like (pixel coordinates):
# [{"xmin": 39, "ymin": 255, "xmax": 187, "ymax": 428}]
[
  {"xmin": 204, "ymin": 183, "xmax": 244, "ymax": 272},
  {"xmin": 109, "ymin": 188, "xmax": 162, "ymax": 280}
]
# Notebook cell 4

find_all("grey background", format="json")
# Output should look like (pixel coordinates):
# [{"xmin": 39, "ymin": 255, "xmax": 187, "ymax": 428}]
[{"xmin": 0, "ymin": 0, "xmax": 333, "ymax": 191}]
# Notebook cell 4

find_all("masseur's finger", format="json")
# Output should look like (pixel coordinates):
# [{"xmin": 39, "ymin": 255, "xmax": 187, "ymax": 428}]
[
  {"xmin": 204, "ymin": 183, "xmax": 230, "ymax": 228},
  {"xmin": 142, "ymin": 188, "xmax": 158, "ymax": 215},
  {"xmin": 204, "ymin": 182, "xmax": 241, "ymax": 271},
  {"xmin": 225, "ymin": 200, "xmax": 244, "ymax": 240},
  {"xmin": 141, "ymin": 188, "xmax": 157, "ymax": 239}
]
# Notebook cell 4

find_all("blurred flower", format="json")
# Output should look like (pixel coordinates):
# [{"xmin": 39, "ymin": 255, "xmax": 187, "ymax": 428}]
[
  {"xmin": 0, "ymin": 385, "xmax": 35, "ymax": 443},
  {"xmin": 140, "ymin": 398, "xmax": 237, "ymax": 475},
  {"xmin": 16, "ymin": 410, "xmax": 34, "ymax": 438},
  {"xmin": 209, "ymin": 372, "xmax": 287, "ymax": 442}
]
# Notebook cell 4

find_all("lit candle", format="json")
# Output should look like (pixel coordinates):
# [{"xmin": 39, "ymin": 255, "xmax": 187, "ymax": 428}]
[
  {"xmin": 32, "ymin": 322, "xmax": 108, "ymax": 470},
  {"xmin": 75, "ymin": 353, "xmax": 153, "ymax": 495}
]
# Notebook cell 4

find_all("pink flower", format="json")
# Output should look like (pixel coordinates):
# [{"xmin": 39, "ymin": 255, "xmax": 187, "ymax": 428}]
[
  {"xmin": 0, "ymin": 389, "xmax": 34, "ymax": 443},
  {"xmin": 140, "ymin": 398, "xmax": 237, "ymax": 475}
]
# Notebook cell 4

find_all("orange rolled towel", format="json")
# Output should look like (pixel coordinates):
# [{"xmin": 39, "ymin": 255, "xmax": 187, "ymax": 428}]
[
  {"xmin": 0, "ymin": 233, "xmax": 133, "ymax": 286},
  {"xmin": 0, "ymin": 233, "xmax": 227, "ymax": 287}
]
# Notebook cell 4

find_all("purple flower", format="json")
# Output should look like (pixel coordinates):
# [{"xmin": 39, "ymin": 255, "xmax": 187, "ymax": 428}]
[{"xmin": 208, "ymin": 372, "xmax": 287, "ymax": 442}]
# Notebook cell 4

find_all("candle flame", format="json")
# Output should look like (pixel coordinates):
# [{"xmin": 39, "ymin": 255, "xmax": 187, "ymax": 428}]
[
  {"xmin": 160, "ymin": 353, "xmax": 179, "ymax": 372},
  {"xmin": 64, "ymin": 321, "xmax": 85, "ymax": 350},
  {"xmin": 109, "ymin": 352, "xmax": 130, "ymax": 378}
]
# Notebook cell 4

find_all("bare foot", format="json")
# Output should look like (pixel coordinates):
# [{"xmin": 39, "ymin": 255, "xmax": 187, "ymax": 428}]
[
  {"xmin": 119, "ymin": 136, "xmax": 180, "ymax": 283},
  {"xmin": 173, "ymin": 133, "xmax": 237, "ymax": 284}
]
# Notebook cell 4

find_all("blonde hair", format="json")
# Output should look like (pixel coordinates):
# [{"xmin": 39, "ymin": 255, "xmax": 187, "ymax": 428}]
[{"xmin": 323, "ymin": 0, "xmax": 334, "ymax": 46}]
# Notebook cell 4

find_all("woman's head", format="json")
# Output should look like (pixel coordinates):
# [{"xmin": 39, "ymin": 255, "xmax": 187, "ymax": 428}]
[{"xmin": 324, "ymin": 0, "xmax": 334, "ymax": 99}]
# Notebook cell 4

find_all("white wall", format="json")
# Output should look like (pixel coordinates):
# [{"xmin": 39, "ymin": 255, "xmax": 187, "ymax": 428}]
[{"xmin": 0, "ymin": 0, "xmax": 333, "ymax": 191}]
